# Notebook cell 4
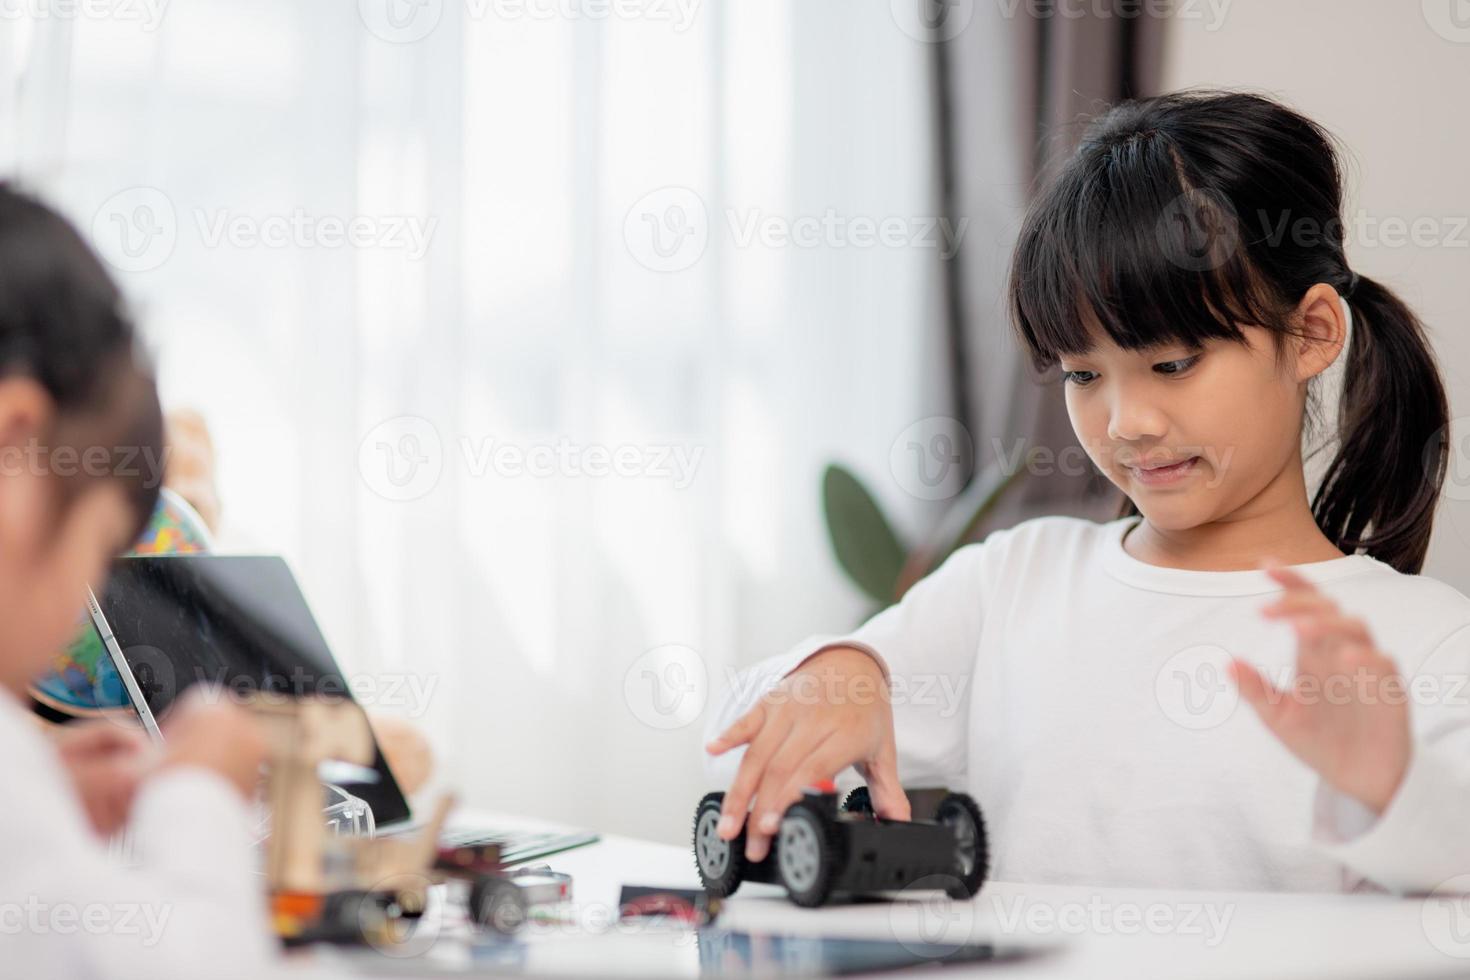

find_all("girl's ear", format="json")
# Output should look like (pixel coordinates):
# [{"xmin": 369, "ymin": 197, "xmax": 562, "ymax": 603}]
[
  {"xmin": 1290, "ymin": 283, "xmax": 1349, "ymax": 384},
  {"xmin": 0, "ymin": 376, "xmax": 58, "ymax": 554}
]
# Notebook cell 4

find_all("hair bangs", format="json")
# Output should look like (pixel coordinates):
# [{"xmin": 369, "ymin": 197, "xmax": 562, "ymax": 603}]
[{"xmin": 1010, "ymin": 129, "xmax": 1284, "ymax": 373}]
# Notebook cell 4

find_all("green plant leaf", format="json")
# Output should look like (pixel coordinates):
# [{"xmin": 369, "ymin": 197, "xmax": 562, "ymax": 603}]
[
  {"xmin": 895, "ymin": 453, "xmax": 1033, "ymax": 597},
  {"xmin": 822, "ymin": 464, "xmax": 907, "ymax": 606}
]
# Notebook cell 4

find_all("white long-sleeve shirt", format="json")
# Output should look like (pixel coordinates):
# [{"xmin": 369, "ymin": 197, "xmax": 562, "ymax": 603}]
[
  {"xmin": 0, "ymin": 689, "xmax": 278, "ymax": 978},
  {"xmin": 705, "ymin": 514, "xmax": 1470, "ymax": 895}
]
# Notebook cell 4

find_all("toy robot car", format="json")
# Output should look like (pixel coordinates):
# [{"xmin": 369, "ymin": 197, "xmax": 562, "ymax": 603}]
[{"xmin": 692, "ymin": 781, "xmax": 988, "ymax": 907}]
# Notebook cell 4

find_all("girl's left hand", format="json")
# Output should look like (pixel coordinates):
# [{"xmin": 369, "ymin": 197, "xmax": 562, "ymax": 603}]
[
  {"xmin": 55, "ymin": 722, "xmax": 151, "ymax": 837},
  {"xmin": 1229, "ymin": 562, "xmax": 1412, "ymax": 815}
]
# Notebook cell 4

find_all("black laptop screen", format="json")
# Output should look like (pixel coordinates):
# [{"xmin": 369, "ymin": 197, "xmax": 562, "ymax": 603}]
[{"xmin": 95, "ymin": 555, "xmax": 413, "ymax": 827}]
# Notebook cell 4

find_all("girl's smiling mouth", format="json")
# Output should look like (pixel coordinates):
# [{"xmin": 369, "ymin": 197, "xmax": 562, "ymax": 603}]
[{"xmin": 1128, "ymin": 455, "xmax": 1201, "ymax": 486}]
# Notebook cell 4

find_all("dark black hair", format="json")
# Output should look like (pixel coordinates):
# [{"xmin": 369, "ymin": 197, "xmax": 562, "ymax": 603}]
[
  {"xmin": 1007, "ymin": 89, "xmax": 1448, "ymax": 574},
  {"xmin": 0, "ymin": 184, "xmax": 163, "ymax": 542}
]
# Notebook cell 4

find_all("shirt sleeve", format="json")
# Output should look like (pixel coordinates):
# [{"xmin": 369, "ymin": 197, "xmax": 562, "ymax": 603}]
[
  {"xmin": 1309, "ymin": 622, "xmax": 1470, "ymax": 895},
  {"xmin": 703, "ymin": 537, "xmax": 997, "ymax": 790},
  {"xmin": 5, "ymin": 760, "xmax": 279, "ymax": 979}
]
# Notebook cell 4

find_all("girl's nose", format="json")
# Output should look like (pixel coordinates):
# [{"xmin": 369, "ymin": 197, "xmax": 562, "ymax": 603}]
[{"xmin": 1106, "ymin": 393, "xmax": 1168, "ymax": 443}]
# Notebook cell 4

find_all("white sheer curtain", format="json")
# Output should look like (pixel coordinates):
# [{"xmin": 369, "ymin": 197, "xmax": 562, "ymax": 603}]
[{"xmin": 8, "ymin": 0, "xmax": 950, "ymax": 843}]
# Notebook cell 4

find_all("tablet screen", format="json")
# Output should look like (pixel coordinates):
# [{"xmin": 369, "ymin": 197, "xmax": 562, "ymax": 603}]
[{"xmin": 95, "ymin": 555, "xmax": 413, "ymax": 826}]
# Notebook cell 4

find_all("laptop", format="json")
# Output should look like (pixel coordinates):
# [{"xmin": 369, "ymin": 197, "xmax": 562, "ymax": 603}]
[{"xmin": 86, "ymin": 554, "xmax": 598, "ymax": 865}]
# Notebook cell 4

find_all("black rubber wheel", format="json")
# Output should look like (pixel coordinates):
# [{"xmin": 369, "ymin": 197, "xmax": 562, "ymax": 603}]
[
  {"xmin": 469, "ymin": 876, "xmax": 529, "ymax": 934},
  {"xmin": 775, "ymin": 799, "xmax": 842, "ymax": 907},
  {"xmin": 935, "ymin": 792, "xmax": 989, "ymax": 899},
  {"xmin": 693, "ymin": 792, "xmax": 745, "ymax": 897},
  {"xmin": 841, "ymin": 786, "xmax": 874, "ymax": 817},
  {"xmin": 316, "ymin": 890, "xmax": 388, "ymax": 945}
]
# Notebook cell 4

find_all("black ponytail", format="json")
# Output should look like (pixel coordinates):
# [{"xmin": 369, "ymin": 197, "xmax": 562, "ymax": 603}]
[
  {"xmin": 1008, "ymin": 89, "xmax": 1450, "ymax": 574},
  {"xmin": 1314, "ymin": 274, "xmax": 1448, "ymax": 573}
]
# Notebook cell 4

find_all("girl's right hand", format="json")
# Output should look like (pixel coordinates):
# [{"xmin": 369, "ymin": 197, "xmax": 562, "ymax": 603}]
[
  {"xmin": 704, "ymin": 646, "xmax": 910, "ymax": 862},
  {"xmin": 158, "ymin": 688, "xmax": 269, "ymax": 799}
]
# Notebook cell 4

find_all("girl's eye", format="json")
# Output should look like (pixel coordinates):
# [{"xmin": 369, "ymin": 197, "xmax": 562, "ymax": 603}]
[
  {"xmin": 1061, "ymin": 370, "xmax": 1098, "ymax": 387},
  {"xmin": 1155, "ymin": 355, "xmax": 1201, "ymax": 376}
]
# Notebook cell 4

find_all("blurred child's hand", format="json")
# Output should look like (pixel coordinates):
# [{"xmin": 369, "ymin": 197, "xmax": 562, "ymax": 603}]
[
  {"xmin": 705, "ymin": 646, "xmax": 910, "ymax": 862},
  {"xmin": 55, "ymin": 722, "xmax": 150, "ymax": 837},
  {"xmin": 1232, "ymin": 562, "xmax": 1412, "ymax": 814},
  {"xmin": 158, "ymin": 688, "xmax": 268, "ymax": 800}
]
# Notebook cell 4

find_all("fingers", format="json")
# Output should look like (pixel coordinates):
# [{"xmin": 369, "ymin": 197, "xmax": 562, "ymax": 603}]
[
  {"xmin": 1288, "ymin": 614, "xmax": 1373, "ymax": 653},
  {"xmin": 1229, "ymin": 657, "xmax": 1286, "ymax": 729},
  {"xmin": 715, "ymin": 706, "xmax": 790, "ymax": 841},
  {"xmin": 90, "ymin": 765, "xmax": 141, "ymax": 837},
  {"xmin": 743, "ymin": 731, "xmax": 843, "ymax": 862},
  {"xmin": 58, "ymin": 722, "xmax": 147, "ymax": 757},
  {"xmin": 1262, "ymin": 562, "xmax": 1315, "ymax": 593},
  {"xmin": 706, "ymin": 704, "xmax": 766, "ymax": 757},
  {"xmin": 1234, "ymin": 658, "xmax": 1281, "ymax": 714},
  {"xmin": 1261, "ymin": 591, "xmax": 1337, "ymax": 618},
  {"xmin": 860, "ymin": 740, "xmax": 911, "ymax": 821},
  {"xmin": 1259, "ymin": 566, "xmax": 1379, "ymax": 672},
  {"xmin": 1268, "ymin": 606, "xmax": 1375, "ymax": 674}
]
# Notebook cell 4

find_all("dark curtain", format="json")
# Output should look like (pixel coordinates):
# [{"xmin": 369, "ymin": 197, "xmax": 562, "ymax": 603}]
[{"xmin": 932, "ymin": 0, "xmax": 1170, "ymax": 532}]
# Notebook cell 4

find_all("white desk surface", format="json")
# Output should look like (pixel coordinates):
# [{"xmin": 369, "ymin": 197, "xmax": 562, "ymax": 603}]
[{"xmin": 298, "ymin": 809, "xmax": 1470, "ymax": 980}]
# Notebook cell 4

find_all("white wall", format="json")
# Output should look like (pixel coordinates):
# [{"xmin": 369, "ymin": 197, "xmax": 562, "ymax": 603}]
[{"xmin": 1162, "ymin": 0, "xmax": 1470, "ymax": 589}]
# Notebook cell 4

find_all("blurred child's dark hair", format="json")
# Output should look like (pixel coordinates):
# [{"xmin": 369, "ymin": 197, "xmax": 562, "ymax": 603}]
[
  {"xmin": 0, "ymin": 184, "xmax": 163, "ymax": 542},
  {"xmin": 1007, "ymin": 89, "xmax": 1447, "ymax": 574}
]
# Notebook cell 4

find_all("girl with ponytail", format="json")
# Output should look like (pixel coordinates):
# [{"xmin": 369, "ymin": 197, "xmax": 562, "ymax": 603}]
[{"xmin": 704, "ymin": 90, "xmax": 1470, "ymax": 895}]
